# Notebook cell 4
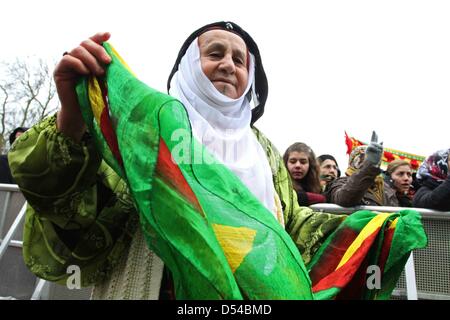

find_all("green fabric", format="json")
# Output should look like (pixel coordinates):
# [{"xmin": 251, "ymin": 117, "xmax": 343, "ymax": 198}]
[
  {"xmin": 376, "ymin": 209, "xmax": 428, "ymax": 299},
  {"xmin": 8, "ymin": 115, "xmax": 138, "ymax": 286},
  {"xmin": 9, "ymin": 113, "xmax": 344, "ymax": 294},
  {"xmin": 9, "ymin": 40, "xmax": 426, "ymax": 298},
  {"xmin": 8, "ymin": 43, "xmax": 343, "ymax": 297},
  {"xmin": 75, "ymin": 42, "xmax": 316, "ymax": 299},
  {"xmin": 253, "ymin": 126, "xmax": 346, "ymax": 265},
  {"xmin": 307, "ymin": 210, "xmax": 427, "ymax": 299}
]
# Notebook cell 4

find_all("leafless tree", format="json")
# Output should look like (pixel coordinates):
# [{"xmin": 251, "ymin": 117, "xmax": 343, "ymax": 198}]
[{"xmin": 0, "ymin": 57, "xmax": 59, "ymax": 152}]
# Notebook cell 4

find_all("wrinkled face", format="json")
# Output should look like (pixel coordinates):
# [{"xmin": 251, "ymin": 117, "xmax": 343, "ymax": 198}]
[
  {"xmin": 198, "ymin": 30, "xmax": 248, "ymax": 99},
  {"xmin": 391, "ymin": 165, "xmax": 413, "ymax": 193},
  {"xmin": 320, "ymin": 159, "xmax": 338, "ymax": 180},
  {"xmin": 287, "ymin": 151, "xmax": 309, "ymax": 180}
]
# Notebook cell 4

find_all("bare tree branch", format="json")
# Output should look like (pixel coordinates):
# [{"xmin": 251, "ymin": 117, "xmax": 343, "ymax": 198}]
[
  {"xmin": 0, "ymin": 56, "xmax": 58, "ymax": 153},
  {"xmin": 0, "ymin": 85, "xmax": 9, "ymax": 136}
]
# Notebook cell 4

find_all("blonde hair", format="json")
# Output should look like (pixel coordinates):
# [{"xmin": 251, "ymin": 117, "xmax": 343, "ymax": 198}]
[{"xmin": 386, "ymin": 159, "xmax": 411, "ymax": 176}]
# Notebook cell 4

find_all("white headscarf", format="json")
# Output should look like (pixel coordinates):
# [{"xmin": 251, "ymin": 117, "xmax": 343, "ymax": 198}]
[{"xmin": 169, "ymin": 38, "xmax": 277, "ymax": 216}]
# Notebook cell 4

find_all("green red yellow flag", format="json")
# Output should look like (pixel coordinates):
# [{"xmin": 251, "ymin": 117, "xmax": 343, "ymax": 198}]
[
  {"xmin": 308, "ymin": 209, "xmax": 427, "ymax": 299},
  {"xmin": 75, "ymin": 42, "xmax": 427, "ymax": 299},
  {"xmin": 76, "ymin": 42, "xmax": 313, "ymax": 299}
]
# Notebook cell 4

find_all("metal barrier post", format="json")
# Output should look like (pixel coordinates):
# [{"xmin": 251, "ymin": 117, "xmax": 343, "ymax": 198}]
[
  {"xmin": 0, "ymin": 192, "xmax": 11, "ymax": 237},
  {"xmin": 404, "ymin": 253, "xmax": 418, "ymax": 300},
  {"xmin": 31, "ymin": 279, "xmax": 49, "ymax": 300},
  {"xmin": 0, "ymin": 202, "xmax": 27, "ymax": 261}
]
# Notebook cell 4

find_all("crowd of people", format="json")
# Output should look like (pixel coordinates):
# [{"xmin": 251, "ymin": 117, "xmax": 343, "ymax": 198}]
[
  {"xmin": 0, "ymin": 21, "xmax": 442, "ymax": 300},
  {"xmin": 5, "ymin": 127, "xmax": 448, "ymax": 212},
  {"xmin": 284, "ymin": 134, "xmax": 450, "ymax": 211},
  {"xmin": 5, "ymin": 125, "xmax": 448, "ymax": 213}
]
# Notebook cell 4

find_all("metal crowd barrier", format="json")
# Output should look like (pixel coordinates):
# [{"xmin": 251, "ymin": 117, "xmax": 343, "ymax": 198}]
[
  {"xmin": 0, "ymin": 183, "xmax": 93, "ymax": 300},
  {"xmin": 0, "ymin": 183, "xmax": 35, "ymax": 300},
  {"xmin": 1, "ymin": 183, "xmax": 449, "ymax": 299}
]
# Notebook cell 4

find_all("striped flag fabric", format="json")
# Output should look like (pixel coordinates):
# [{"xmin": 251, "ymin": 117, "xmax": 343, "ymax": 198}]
[
  {"xmin": 308, "ymin": 210, "xmax": 427, "ymax": 299},
  {"xmin": 75, "ymin": 42, "xmax": 427, "ymax": 299},
  {"xmin": 76, "ymin": 42, "xmax": 313, "ymax": 299}
]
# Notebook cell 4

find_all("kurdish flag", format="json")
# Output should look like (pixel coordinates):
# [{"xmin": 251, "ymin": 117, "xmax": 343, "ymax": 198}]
[
  {"xmin": 308, "ymin": 210, "xmax": 427, "ymax": 300},
  {"xmin": 75, "ymin": 42, "xmax": 427, "ymax": 299},
  {"xmin": 76, "ymin": 42, "xmax": 313, "ymax": 299}
]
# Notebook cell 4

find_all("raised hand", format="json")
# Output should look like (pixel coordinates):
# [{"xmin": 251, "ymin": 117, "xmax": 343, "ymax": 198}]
[
  {"xmin": 54, "ymin": 32, "xmax": 112, "ymax": 142},
  {"xmin": 365, "ymin": 130, "xmax": 383, "ymax": 166}
]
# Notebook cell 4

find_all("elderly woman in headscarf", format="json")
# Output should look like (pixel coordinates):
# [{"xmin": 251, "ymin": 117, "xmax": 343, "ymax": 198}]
[
  {"xmin": 413, "ymin": 149, "xmax": 450, "ymax": 211},
  {"xmin": 8, "ymin": 22, "xmax": 346, "ymax": 300},
  {"xmin": 8, "ymin": 23, "xmax": 426, "ymax": 300},
  {"xmin": 326, "ymin": 133, "xmax": 398, "ymax": 207}
]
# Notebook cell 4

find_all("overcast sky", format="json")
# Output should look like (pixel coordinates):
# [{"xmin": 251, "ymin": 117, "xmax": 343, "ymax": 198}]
[{"xmin": 2, "ymin": 0, "xmax": 450, "ymax": 170}]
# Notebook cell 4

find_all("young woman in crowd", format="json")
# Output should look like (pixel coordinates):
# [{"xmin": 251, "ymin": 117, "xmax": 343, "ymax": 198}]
[
  {"xmin": 283, "ymin": 142, "xmax": 326, "ymax": 206},
  {"xmin": 384, "ymin": 159, "xmax": 413, "ymax": 207}
]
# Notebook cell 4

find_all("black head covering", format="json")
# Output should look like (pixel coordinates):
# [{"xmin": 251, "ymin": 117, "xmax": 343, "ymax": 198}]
[
  {"xmin": 9, "ymin": 127, "xmax": 28, "ymax": 145},
  {"xmin": 317, "ymin": 154, "xmax": 341, "ymax": 177},
  {"xmin": 167, "ymin": 21, "xmax": 268, "ymax": 125}
]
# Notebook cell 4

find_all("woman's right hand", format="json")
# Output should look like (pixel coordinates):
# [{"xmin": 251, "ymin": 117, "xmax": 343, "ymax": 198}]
[{"xmin": 54, "ymin": 32, "xmax": 112, "ymax": 142}]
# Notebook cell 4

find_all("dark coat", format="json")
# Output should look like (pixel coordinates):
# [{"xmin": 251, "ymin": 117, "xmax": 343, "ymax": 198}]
[
  {"xmin": 325, "ymin": 161, "xmax": 399, "ymax": 207},
  {"xmin": 0, "ymin": 154, "xmax": 14, "ymax": 184},
  {"xmin": 413, "ymin": 177, "xmax": 450, "ymax": 211}
]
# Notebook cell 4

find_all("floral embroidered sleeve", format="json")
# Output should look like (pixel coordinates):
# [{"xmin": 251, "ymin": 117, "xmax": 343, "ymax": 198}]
[
  {"xmin": 8, "ymin": 114, "xmax": 137, "ymax": 287},
  {"xmin": 251, "ymin": 127, "xmax": 346, "ymax": 265}
]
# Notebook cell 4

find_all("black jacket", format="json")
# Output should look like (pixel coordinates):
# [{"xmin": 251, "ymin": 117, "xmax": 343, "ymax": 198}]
[
  {"xmin": 0, "ymin": 154, "xmax": 14, "ymax": 184},
  {"xmin": 325, "ymin": 161, "xmax": 398, "ymax": 207},
  {"xmin": 413, "ymin": 176, "xmax": 450, "ymax": 211}
]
